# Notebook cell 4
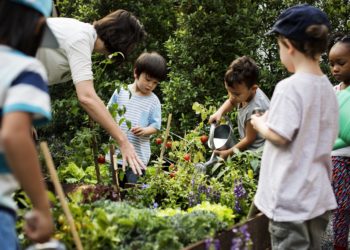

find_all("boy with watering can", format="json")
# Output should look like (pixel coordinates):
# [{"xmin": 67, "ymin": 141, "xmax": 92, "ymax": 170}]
[{"xmin": 209, "ymin": 56, "xmax": 270, "ymax": 159}]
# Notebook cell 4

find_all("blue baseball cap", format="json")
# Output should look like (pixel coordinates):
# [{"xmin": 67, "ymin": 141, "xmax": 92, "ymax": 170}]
[
  {"xmin": 11, "ymin": 0, "xmax": 59, "ymax": 48},
  {"xmin": 266, "ymin": 4, "xmax": 331, "ymax": 41}
]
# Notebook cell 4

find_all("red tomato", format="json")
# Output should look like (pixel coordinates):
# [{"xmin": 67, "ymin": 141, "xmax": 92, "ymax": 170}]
[
  {"xmin": 97, "ymin": 155, "xmax": 106, "ymax": 164},
  {"xmin": 183, "ymin": 154, "xmax": 191, "ymax": 162},
  {"xmin": 169, "ymin": 163, "xmax": 175, "ymax": 171},
  {"xmin": 166, "ymin": 141, "xmax": 172, "ymax": 149},
  {"xmin": 155, "ymin": 138, "xmax": 162, "ymax": 145},
  {"xmin": 200, "ymin": 135, "xmax": 208, "ymax": 144}
]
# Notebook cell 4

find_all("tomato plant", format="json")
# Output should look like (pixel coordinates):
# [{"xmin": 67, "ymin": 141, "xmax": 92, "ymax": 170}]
[
  {"xmin": 155, "ymin": 137, "xmax": 162, "ymax": 145},
  {"xmin": 200, "ymin": 135, "xmax": 208, "ymax": 144},
  {"xmin": 97, "ymin": 154, "xmax": 106, "ymax": 164},
  {"xmin": 183, "ymin": 154, "xmax": 191, "ymax": 162},
  {"xmin": 166, "ymin": 141, "xmax": 172, "ymax": 149}
]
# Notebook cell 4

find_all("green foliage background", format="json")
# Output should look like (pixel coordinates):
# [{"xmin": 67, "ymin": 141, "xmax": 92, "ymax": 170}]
[{"xmin": 41, "ymin": 0, "xmax": 350, "ymax": 166}]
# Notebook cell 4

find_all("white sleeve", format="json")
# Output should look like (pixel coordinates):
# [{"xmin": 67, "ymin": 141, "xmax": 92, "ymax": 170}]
[{"xmin": 65, "ymin": 34, "xmax": 94, "ymax": 84}]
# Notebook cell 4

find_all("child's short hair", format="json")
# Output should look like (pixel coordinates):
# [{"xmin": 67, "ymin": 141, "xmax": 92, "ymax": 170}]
[
  {"xmin": 0, "ymin": 1, "xmax": 45, "ymax": 56},
  {"xmin": 134, "ymin": 52, "xmax": 167, "ymax": 82},
  {"xmin": 328, "ymin": 33, "xmax": 350, "ymax": 53},
  {"xmin": 94, "ymin": 10, "xmax": 146, "ymax": 58},
  {"xmin": 278, "ymin": 25, "xmax": 329, "ymax": 60},
  {"xmin": 224, "ymin": 56, "xmax": 259, "ymax": 88},
  {"xmin": 267, "ymin": 4, "xmax": 330, "ymax": 60}
]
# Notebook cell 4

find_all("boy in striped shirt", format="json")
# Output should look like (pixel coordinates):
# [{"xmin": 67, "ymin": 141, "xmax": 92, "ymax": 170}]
[{"xmin": 107, "ymin": 52, "xmax": 167, "ymax": 184}]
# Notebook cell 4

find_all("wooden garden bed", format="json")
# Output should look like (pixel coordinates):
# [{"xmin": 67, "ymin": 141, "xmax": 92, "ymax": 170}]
[{"xmin": 183, "ymin": 213, "xmax": 270, "ymax": 250}]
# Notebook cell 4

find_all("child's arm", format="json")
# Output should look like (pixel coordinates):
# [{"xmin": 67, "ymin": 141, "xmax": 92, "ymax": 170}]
[
  {"xmin": 131, "ymin": 126, "xmax": 158, "ymax": 136},
  {"xmin": 209, "ymin": 95, "xmax": 237, "ymax": 123},
  {"xmin": 1, "ymin": 112, "xmax": 53, "ymax": 243},
  {"xmin": 215, "ymin": 119, "xmax": 258, "ymax": 158},
  {"xmin": 251, "ymin": 112, "xmax": 289, "ymax": 146}
]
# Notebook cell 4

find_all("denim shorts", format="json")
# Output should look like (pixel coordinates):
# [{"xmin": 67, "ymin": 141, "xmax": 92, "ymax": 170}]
[{"xmin": 0, "ymin": 207, "xmax": 19, "ymax": 250}]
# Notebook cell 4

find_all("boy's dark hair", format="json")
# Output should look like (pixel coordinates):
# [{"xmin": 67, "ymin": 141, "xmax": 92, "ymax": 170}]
[
  {"xmin": 134, "ymin": 52, "xmax": 167, "ymax": 82},
  {"xmin": 0, "ymin": 1, "xmax": 45, "ymax": 56},
  {"xmin": 94, "ymin": 10, "xmax": 146, "ymax": 59},
  {"xmin": 224, "ymin": 56, "xmax": 259, "ymax": 88},
  {"xmin": 327, "ymin": 32, "xmax": 350, "ymax": 54},
  {"xmin": 278, "ymin": 24, "xmax": 329, "ymax": 60}
]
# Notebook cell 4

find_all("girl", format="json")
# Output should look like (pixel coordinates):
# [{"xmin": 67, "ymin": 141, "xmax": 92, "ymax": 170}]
[{"xmin": 328, "ymin": 34, "xmax": 350, "ymax": 250}]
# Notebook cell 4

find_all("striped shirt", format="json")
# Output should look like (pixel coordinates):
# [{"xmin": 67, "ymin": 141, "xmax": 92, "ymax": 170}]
[
  {"xmin": 107, "ymin": 84, "xmax": 161, "ymax": 166},
  {"xmin": 0, "ymin": 45, "xmax": 51, "ymax": 210}
]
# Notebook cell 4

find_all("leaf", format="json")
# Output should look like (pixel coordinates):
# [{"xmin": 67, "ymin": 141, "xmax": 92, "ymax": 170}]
[
  {"xmin": 250, "ymin": 159, "xmax": 260, "ymax": 171},
  {"xmin": 211, "ymin": 162, "xmax": 223, "ymax": 174}
]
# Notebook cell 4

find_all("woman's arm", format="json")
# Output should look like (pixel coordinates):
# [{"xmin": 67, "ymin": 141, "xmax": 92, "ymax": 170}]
[{"xmin": 75, "ymin": 80, "xmax": 145, "ymax": 175}]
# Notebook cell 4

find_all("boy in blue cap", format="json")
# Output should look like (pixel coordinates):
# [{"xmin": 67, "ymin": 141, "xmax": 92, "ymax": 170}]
[
  {"xmin": 251, "ymin": 4, "xmax": 339, "ymax": 249},
  {"xmin": 0, "ymin": 0, "xmax": 58, "ymax": 247}
]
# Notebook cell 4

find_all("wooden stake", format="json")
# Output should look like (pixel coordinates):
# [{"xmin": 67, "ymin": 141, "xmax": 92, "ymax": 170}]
[
  {"xmin": 112, "ymin": 155, "xmax": 121, "ymax": 201},
  {"xmin": 40, "ymin": 142, "xmax": 84, "ymax": 250},
  {"xmin": 158, "ymin": 114, "xmax": 172, "ymax": 173},
  {"xmin": 109, "ymin": 144, "xmax": 117, "ymax": 186}
]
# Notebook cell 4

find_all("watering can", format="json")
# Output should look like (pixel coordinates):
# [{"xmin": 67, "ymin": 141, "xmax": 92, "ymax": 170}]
[
  {"xmin": 195, "ymin": 117, "xmax": 236, "ymax": 173},
  {"xmin": 25, "ymin": 239, "xmax": 66, "ymax": 250}
]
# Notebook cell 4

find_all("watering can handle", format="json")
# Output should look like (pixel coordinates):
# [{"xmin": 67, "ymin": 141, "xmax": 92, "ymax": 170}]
[
  {"xmin": 208, "ymin": 122, "xmax": 217, "ymax": 150},
  {"xmin": 223, "ymin": 115, "xmax": 234, "ymax": 130}
]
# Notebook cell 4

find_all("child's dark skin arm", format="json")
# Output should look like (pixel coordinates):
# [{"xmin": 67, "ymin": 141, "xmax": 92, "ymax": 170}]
[
  {"xmin": 1, "ymin": 112, "xmax": 53, "ymax": 243},
  {"xmin": 215, "ymin": 119, "xmax": 258, "ymax": 158},
  {"xmin": 209, "ymin": 95, "xmax": 237, "ymax": 124}
]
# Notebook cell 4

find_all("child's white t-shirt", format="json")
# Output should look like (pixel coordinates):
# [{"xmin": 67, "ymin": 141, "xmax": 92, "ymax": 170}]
[
  {"xmin": 37, "ymin": 18, "xmax": 97, "ymax": 85},
  {"xmin": 254, "ymin": 72, "xmax": 339, "ymax": 222}
]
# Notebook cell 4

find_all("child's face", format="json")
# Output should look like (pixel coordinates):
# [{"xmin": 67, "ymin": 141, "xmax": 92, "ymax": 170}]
[
  {"xmin": 135, "ymin": 72, "xmax": 158, "ymax": 95},
  {"xmin": 328, "ymin": 42, "xmax": 350, "ymax": 84},
  {"xmin": 225, "ymin": 82, "xmax": 256, "ymax": 103},
  {"xmin": 278, "ymin": 38, "xmax": 295, "ymax": 73}
]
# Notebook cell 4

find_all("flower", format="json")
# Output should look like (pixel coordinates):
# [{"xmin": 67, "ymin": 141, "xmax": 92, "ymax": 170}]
[
  {"xmin": 234, "ymin": 200, "xmax": 242, "ymax": 213},
  {"xmin": 153, "ymin": 202, "xmax": 159, "ymax": 209},
  {"xmin": 141, "ymin": 183, "xmax": 150, "ymax": 189},
  {"xmin": 233, "ymin": 180, "xmax": 247, "ymax": 199}
]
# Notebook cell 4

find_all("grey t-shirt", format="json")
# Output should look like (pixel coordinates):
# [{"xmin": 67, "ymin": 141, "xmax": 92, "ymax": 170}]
[
  {"xmin": 237, "ymin": 88, "xmax": 270, "ymax": 150},
  {"xmin": 254, "ymin": 72, "xmax": 338, "ymax": 221}
]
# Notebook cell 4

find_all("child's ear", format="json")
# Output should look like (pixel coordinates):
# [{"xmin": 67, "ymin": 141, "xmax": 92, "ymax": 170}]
[
  {"xmin": 133, "ymin": 69, "xmax": 139, "ymax": 79},
  {"xmin": 252, "ymin": 84, "xmax": 258, "ymax": 91},
  {"xmin": 284, "ymin": 38, "xmax": 295, "ymax": 54}
]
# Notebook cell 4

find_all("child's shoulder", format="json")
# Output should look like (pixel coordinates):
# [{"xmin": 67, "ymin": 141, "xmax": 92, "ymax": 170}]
[{"xmin": 0, "ymin": 46, "xmax": 47, "ymax": 85}]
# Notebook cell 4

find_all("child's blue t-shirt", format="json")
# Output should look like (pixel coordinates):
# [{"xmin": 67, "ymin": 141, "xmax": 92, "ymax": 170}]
[
  {"xmin": 107, "ymin": 84, "xmax": 161, "ymax": 166},
  {"xmin": 0, "ymin": 45, "xmax": 51, "ymax": 210}
]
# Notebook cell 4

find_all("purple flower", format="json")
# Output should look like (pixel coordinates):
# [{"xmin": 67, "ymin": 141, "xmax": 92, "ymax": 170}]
[
  {"xmin": 231, "ymin": 238, "xmax": 242, "ymax": 250},
  {"xmin": 234, "ymin": 200, "xmax": 242, "ymax": 213},
  {"xmin": 234, "ymin": 180, "xmax": 247, "ymax": 199},
  {"xmin": 141, "ymin": 183, "xmax": 150, "ymax": 189},
  {"xmin": 188, "ymin": 191, "xmax": 197, "ymax": 207},
  {"xmin": 239, "ymin": 225, "xmax": 251, "ymax": 241},
  {"xmin": 198, "ymin": 184, "xmax": 207, "ymax": 194},
  {"xmin": 205, "ymin": 238, "xmax": 220, "ymax": 250},
  {"xmin": 205, "ymin": 238, "xmax": 212, "ymax": 250},
  {"xmin": 214, "ymin": 239, "xmax": 220, "ymax": 250},
  {"xmin": 153, "ymin": 202, "xmax": 159, "ymax": 209},
  {"xmin": 212, "ymin": 190, "xmax": 221, "ymax": 203}
]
